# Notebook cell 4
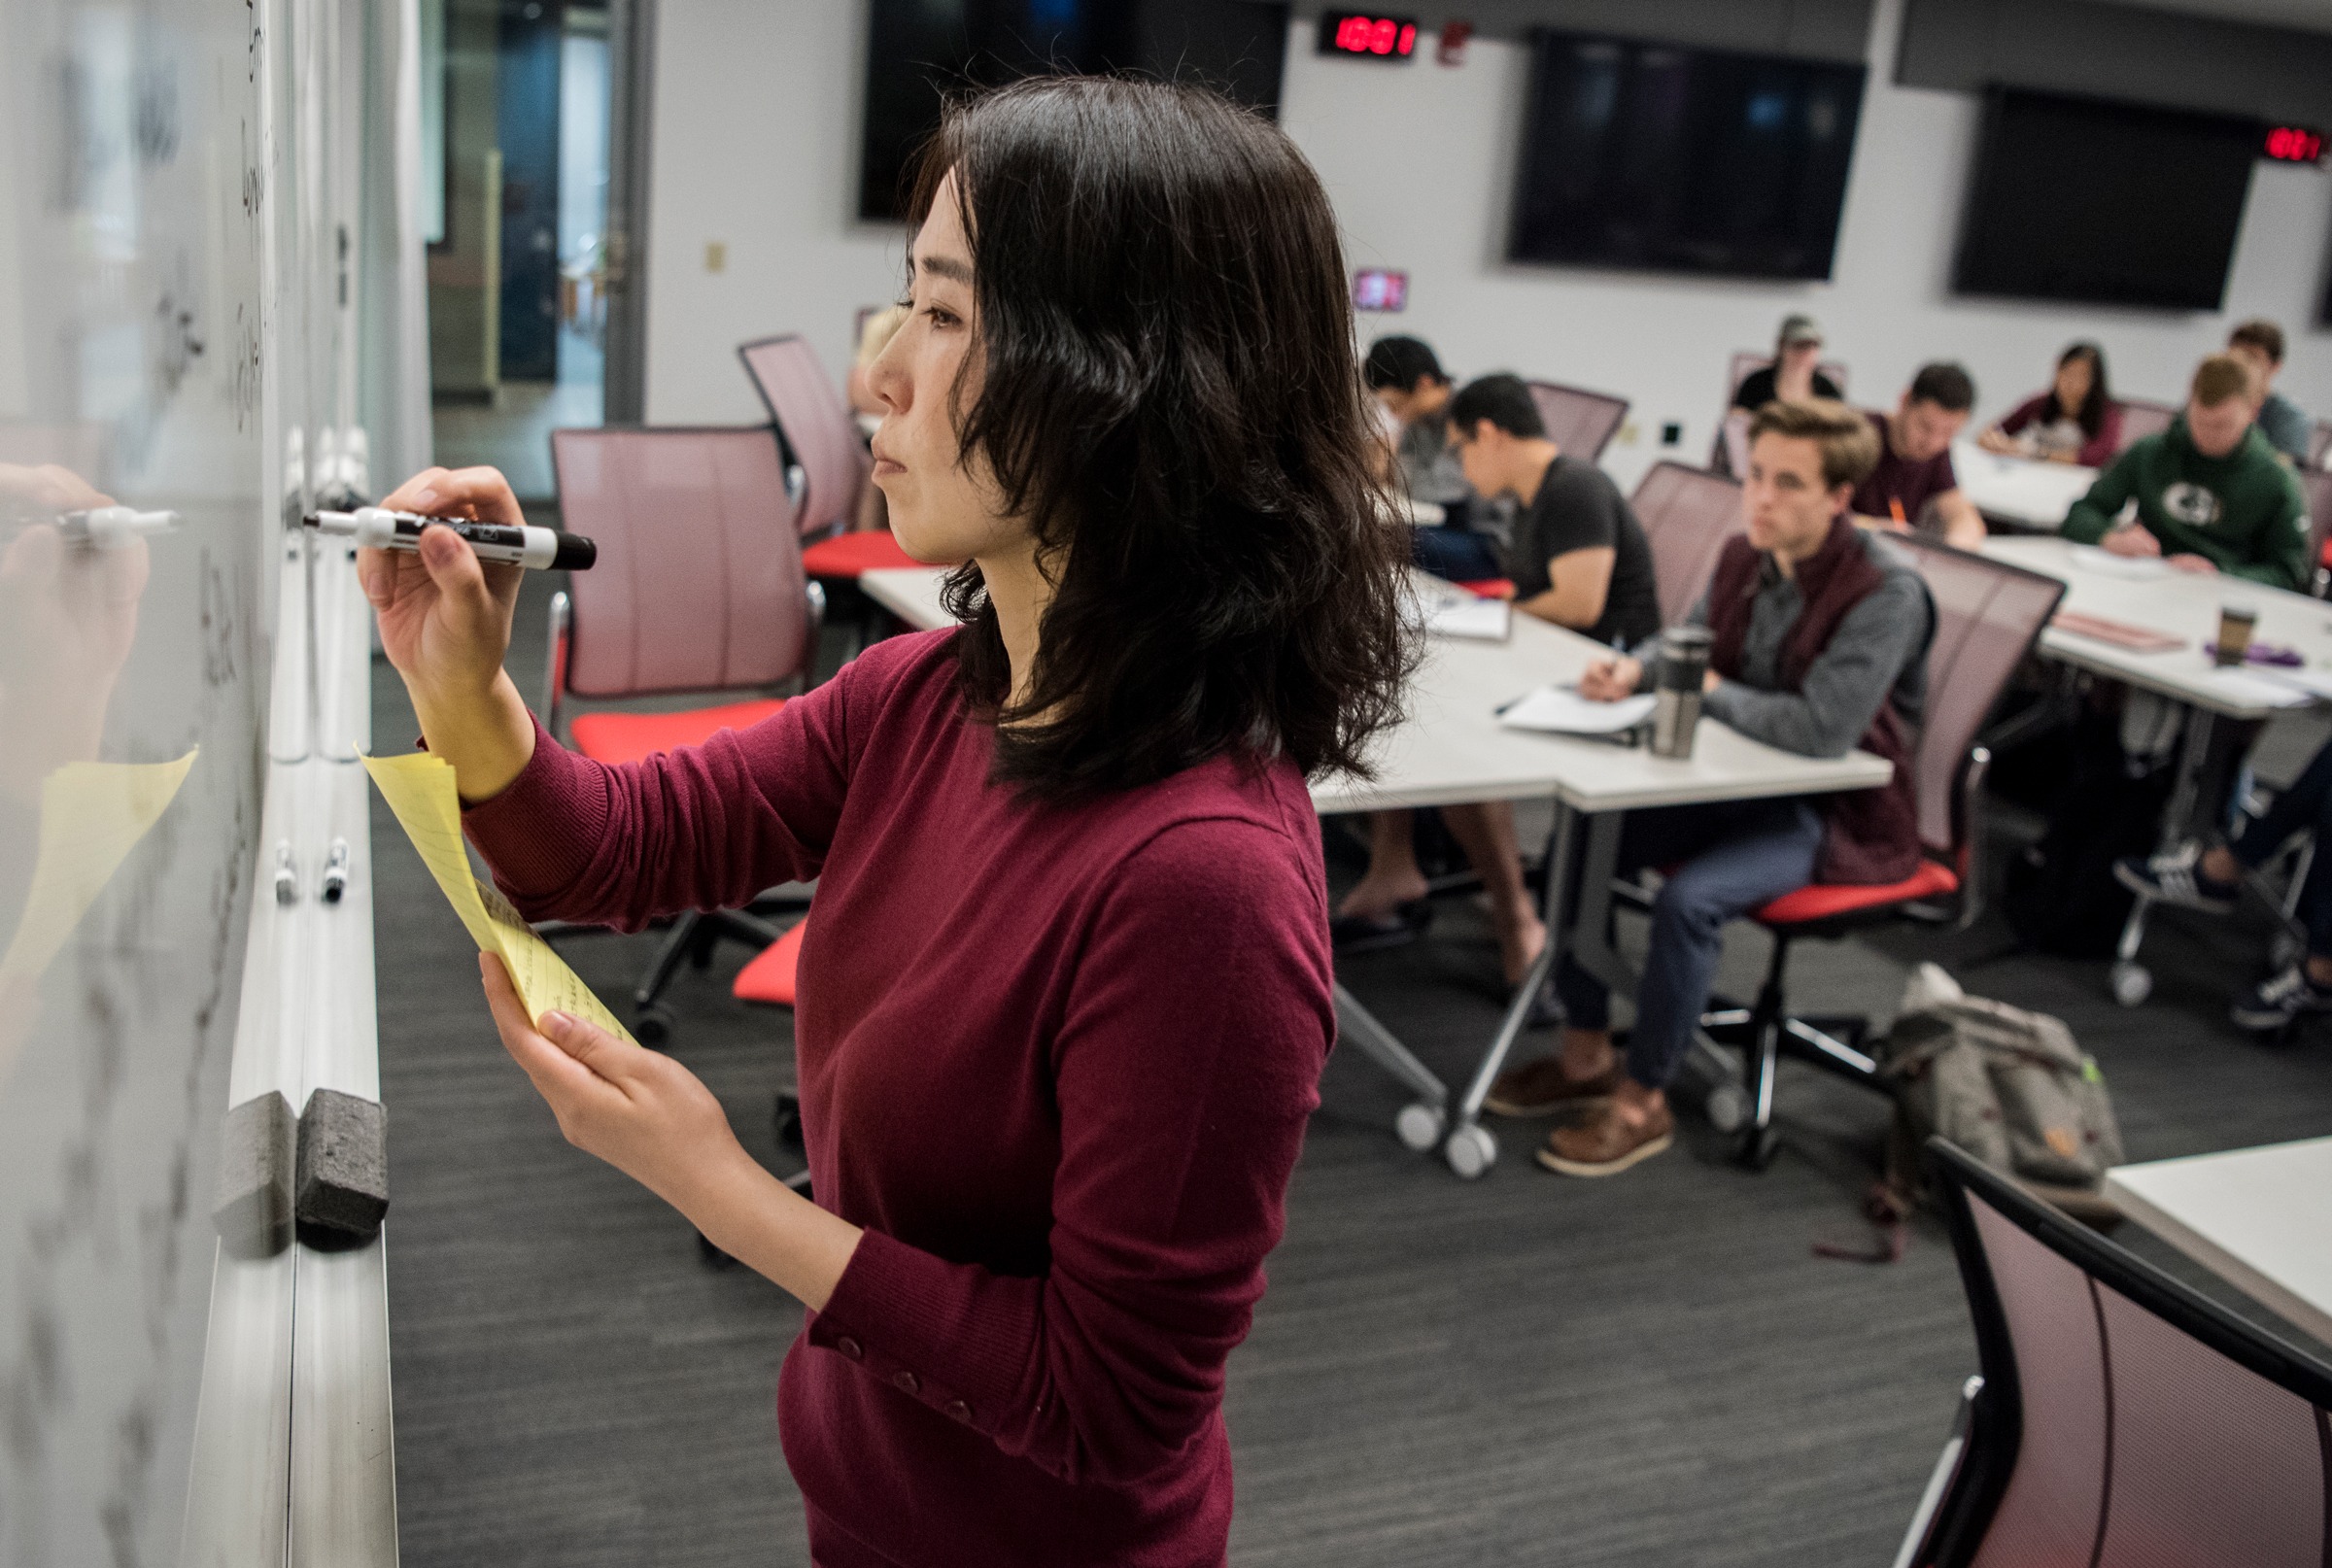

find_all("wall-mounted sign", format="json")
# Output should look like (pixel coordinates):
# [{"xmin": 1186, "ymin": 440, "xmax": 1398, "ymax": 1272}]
[
  {"xmin": 1437, "ymin": 21, "xmax": 1473, "ymax": 67},
  {"xmin": 1320, "ymin": 13, "xmax": 1419, "ymax": 60},
  {"xmin": 1353, "ymin": 268, "xmax": 1408, "ymax": 312}
]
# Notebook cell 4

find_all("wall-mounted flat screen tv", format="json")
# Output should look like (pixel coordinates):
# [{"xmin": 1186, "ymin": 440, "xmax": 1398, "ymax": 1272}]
[
  {"xmin": 1508, "ymin": 31, "xmax": 1866, "ymax": 281},
  {"xmin": 858, "ymin": 1, "xmax": 1290, "ymax": 222},
  {"xmin": 1953, "ymin": 89, "xmax": 2258, "ymax": 312}
]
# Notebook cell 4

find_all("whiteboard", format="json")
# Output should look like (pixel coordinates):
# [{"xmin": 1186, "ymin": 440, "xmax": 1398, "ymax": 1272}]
[{"xmin": 0, "ymin": 0, "xmax": 426, "ymax": 1561}]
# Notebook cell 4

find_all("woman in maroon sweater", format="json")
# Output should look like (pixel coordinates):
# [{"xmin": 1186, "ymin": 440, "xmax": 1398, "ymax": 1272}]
[{"xmin": 360, "ymin": 78, "xmax": 1412, "ymax": 1567}]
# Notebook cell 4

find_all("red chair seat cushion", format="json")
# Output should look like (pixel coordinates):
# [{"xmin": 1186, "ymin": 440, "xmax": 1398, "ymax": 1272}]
[
  {"xmin": 800, "ymin": 529, "xmax": 923, "ymax": 578},
  {"xmin": 731, "ymin": 919, "xmax": 806, "ymax": 1006},
  {"xmin": 568, "ymin": 699, "xmax": 790, "ymax": 767},
  {"xmin": 1753, "ymin": 860, "xmax": 1959, "ymax": 927},
  {"xmin": 1458, "ymin": 578, "xmax": 1517, "ymax": 600}
]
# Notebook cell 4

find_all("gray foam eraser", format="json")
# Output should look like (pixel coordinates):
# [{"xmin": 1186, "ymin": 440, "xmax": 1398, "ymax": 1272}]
[
  {"xmin": 295, "ymin": 1088, "xmax": 389, "ymax": 1247},
  {"xmin": 214, "ymin": 1090, "xmax": 296, "ymax": 1259}
]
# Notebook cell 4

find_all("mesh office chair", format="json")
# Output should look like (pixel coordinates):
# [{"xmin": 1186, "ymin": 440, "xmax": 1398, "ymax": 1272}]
[
  {"xmin": 738, "ymin": 333, "xmax": 922, "ymax": 645},
  {"xmin": 1526, "ymin": 381, "xmax": 1629, "ymax": 463},
  {"xmin": 1628, "ymin": 460, "xmax": 1741, "ymax": 627},
  {"xmin": 545, "ymin": 426, "xmax": 823, "ymax": 1043},
  {"xmin": 1896, "ymin": 1137, "xmax": 2332, "ymax": 1568},
  {"xmin": 2301, "ymin": 467, "xmax": 2332, "ymax": 597},
  {"xmin": 2310, "ymin": 420, "xmax": 2332, "ymax": 469},
  {"xmin": 2113, "ymin": 399, "xmax": 2178, "ymax": 453},
  {"xmin": 1698, "ymin": 542, "xmax": 2065, "ymax": 1168}
]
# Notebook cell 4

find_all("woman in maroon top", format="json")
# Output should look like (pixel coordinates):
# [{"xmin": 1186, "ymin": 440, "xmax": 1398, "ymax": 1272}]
[
  {"xmin": 1976, "ymin": 340, "xmax": 2122, "ymax": 468},
  {"xmin": 359, "ymin": 78, "xmax": 1411, "ymax": 1567}
]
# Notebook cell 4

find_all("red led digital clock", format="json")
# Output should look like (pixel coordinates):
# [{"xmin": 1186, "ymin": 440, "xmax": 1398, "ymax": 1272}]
[
  {"xmin": 2264, "ymin": 125, "xmax": 2325, "ymax": 164},
  {"xmin": 1319, "ymin": 12, "xmax": 1419, "ymax": 60}
]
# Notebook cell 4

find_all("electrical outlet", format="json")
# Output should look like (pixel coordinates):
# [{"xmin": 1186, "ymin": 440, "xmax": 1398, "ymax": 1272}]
[
  {"xmin": 1617, "ymin": 421, "xmax": 1638, "ymax": 446},
  {"xmin": 704, "ymin": 241, "xmax": 727, "ymax": 274},
  {"xmin": 1661, "ymin": 421, "xmax": 1683, "ymax": 447}
]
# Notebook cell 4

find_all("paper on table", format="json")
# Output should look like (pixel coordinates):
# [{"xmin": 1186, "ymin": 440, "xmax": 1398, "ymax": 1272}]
[
  {"xmin": 2262, "ymin": 665, "xmax": 2332, "ymax": 700},
  {"xmin": 1426, "ymin": 594, "xmax": 1511, "ymax": 641},
  {"xmin": 1498, "ymin": 685, "xmax": 1655, "ymax": 736},
  {"xmin": 0, "ymin": 749, "xmax": 199, "ymax": 1006},
  {"xmin": 360, "ymin": 751, "xmax": 638, "ymax": 1043},
  {"xmin": 2195, "ymin": 666, "xmax": 2315, "ymax": 710},
  {"xmin": 2067, "ymin": 545, "xmax": 2170, "ymax": 580}
]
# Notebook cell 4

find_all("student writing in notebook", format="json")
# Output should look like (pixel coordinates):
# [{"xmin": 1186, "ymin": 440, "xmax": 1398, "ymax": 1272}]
[{"xmin": 357, "ymin": 77, "xmax": 1411, "ymax": 1568}]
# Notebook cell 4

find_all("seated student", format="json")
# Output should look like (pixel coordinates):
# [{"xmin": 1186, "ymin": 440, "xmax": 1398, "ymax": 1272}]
[
  {"xmin": 1851, "ymin": 361, "xmax": 1987, "ymax": 550},
  {"xmin": 1333, "ymin": 375, "xmax": 1662, "ymax": 984},
  {"xmin": 2062, "ymin": 355, "xmax": 2309, "ymax": 590},
  {"xmin": 1363, "ymin": 335, "xmax": 1496, "ymax": 581},
  {"xmin": 2117, "ymin": 736, "xmax": 2332, "ymax": 1032},
  {"xmin": 1977, "ymin": 341, "xmax": 2122, "ymax": 468},
  {"xmin": 2226, "ymin": 319, "xmax": 2312, "ymax": 467},
  {"xmin": 1486, "ymin": 399, "xmax": 1934, "ymax": 1177},
  {"xmin": 1732, "ymin": 314, "xmax": 1840, "ymax": 411}
]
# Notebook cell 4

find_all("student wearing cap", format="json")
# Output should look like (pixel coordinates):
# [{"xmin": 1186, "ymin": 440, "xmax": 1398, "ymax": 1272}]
[
  {"xmin": 1732, "ymin": 315, "xmax": 1842, "ymax": 411},
  {"xmin": 2063, "ymin": 355, "xmax": 2309, "ymax": 590},
  {"xmin": 2226, "ymin": 319, "xmax": 2312, "ymax": 467},
  {"xmin": 1851, "ymin": 361, "xmax": 1987, "ymax": 551},
  {"xmin": 1363, "ymin": 335, "xmax": 1500, "ymax": 582}
]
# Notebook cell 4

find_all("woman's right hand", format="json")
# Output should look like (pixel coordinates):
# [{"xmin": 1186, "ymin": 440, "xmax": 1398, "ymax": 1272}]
[
  {"xmin": 360, "ymin": 466, "xmax": 527, "ymax": 699},
  {"xmin": 359, "ymin": 466, "xmax": 536, "ymax": 801}
]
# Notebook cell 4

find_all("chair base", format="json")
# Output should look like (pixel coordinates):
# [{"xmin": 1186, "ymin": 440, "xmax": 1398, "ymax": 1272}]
[
  {"xmin": 629, "ymin": 906, "xmax": 792, "ymax": 1044},
  {"xmin": 1697, "ymin": 929, "xmax": 1892, "ymax": 1171}
]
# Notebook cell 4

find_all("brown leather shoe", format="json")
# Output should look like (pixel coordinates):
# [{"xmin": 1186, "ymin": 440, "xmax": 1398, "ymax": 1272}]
[
  {"xmin": 1483, "ymin": 1056, "xmax": 1620, "ymax": 1117},
  {"xmin": 1536, "ymin": 1101, "xmax": 1674, "ymax": 1176}
]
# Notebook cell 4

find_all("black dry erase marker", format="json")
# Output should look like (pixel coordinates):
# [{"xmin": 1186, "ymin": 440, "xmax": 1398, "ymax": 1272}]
[{"xmin": 303, "ymin": 507, "xmax": 598, "ymax": 571}]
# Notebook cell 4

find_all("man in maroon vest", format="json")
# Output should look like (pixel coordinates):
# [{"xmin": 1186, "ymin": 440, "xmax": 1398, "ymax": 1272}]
[{"xmin": 1487, "ymin": 399, "xmax": 1935, "ymax": 1177}]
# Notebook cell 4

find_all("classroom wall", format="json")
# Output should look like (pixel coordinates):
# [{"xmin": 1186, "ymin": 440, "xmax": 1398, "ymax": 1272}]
[{"xmin": 641, "ymin": 0, "xmax": 2332, "ymax": 494}]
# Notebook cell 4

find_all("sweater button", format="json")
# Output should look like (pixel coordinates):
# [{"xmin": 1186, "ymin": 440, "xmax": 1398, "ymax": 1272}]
[
  {"xmin": 836, "ymin": 1337, "xmax": 863, "ymax": 1362},
  {"xmin": 945, "ymin": 1400, "xmax": 972, "ymax": 1424},
  {"xmin": 892, "ymin": 1370, "xmax": 920, "ymax": 1395}
]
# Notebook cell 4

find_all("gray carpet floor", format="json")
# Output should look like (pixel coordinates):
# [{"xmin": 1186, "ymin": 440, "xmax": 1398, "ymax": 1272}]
[{"xmin": 374, "ymin": 568, "xmax": 2332, "ymax": 1567}]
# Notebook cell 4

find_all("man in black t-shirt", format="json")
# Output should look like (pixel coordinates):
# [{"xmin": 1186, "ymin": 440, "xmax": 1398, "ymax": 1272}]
[
  {"xmin": 1331, "ymin": 375, "xmax": 1665, "ymax": 987},
  {"xmin": 1449, "ymin": 375, "xmax": 1662, "ymax": 649}
]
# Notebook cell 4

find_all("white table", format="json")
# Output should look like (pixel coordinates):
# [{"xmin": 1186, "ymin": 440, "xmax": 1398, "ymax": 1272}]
[
  {"xmin": 1952, "ymin": 440, "xmax": 2098, "ymax": 532},
  {"xmin": 1981, "ymin": 535, "xmax": 2332, "ymax": 721},
  {"xmin": 864, "ymin": 566, "xmax": 1893, "ymax": 1176},
  {"xmin": 2105, "ymin": 1137, "xmax": 2332, "ymax": 1348}
]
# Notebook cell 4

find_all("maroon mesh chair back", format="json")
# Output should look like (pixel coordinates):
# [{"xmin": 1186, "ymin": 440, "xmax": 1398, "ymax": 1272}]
[
  {"xmin": 737, "ymin": 333, "xmax": 871, "ymax": 537},
  {"xmin": 549, "ymin": 426, "xmax": 811, "ymax": 699},
  {"xmin": 1919, "ymin": 1142, "xmax": 2332, "ymax": 1568},
  {"xmin": 2298, "ymin": 468, "xmax": 2332, "ymax": 587},
  {"xmin": 1629, "ymin": 461, "xmax": 1742, "ymax": 628},
  {"xmin": 2114, "ymin": 399, "xmax": 2178, "ymax": 454},
  {"xmin": 2311, "ymin": 421, "xmax": 2332, "ymax": 468},
  {"xmin": 1895, "ymin": 540, "xmax": 2063, "ymax": 858},
  {"xmin": 1526, "ymin": 381, "xmax": 1629, "ymax": 462}
]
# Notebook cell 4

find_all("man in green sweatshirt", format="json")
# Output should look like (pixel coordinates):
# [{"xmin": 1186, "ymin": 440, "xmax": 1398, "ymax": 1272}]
[{"xmin": 2061, "ymin": 355, "xmax": 2311, "ymax": 592}]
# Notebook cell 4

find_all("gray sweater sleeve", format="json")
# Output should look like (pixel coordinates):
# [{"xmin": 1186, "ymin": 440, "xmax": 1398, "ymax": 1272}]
[
  {"xmin": 1623, "ymin": 590, "xmax": 1705, "ymax": 687},
  {"xmin": 1700, "ymin": 573, "xmax": 1928, "ymax": 758}
]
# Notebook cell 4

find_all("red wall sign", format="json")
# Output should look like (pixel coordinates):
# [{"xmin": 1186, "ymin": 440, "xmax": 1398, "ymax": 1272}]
[{"xmin": 1319, "ymin": 13, "xmax": 1419, "ymax": 60}]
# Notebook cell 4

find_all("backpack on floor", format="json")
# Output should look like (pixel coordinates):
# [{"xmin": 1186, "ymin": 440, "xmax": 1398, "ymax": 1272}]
[
  {"xmin": 2000, "ymin": 708, "xmax": 2174, "ymax": 959},
  {"xmin": 1822, "ymin": 965, "xmax": 2125, "ymax": 1260}
]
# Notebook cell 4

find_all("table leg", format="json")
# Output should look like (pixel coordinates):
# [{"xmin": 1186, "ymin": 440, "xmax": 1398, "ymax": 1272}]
[
  {"xmin": 2111, "ymin": 703, "xmax": 2215, "ymax": 1008},
  {"xmin": 1333, "ymin": 982, "xmax": 1449, "ymax": 1153}
]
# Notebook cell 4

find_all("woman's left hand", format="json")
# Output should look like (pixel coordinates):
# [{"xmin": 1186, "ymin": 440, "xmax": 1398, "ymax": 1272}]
[{"xmin": 480, "ymin": 952, "xmax": 746, "ymax": 1211}]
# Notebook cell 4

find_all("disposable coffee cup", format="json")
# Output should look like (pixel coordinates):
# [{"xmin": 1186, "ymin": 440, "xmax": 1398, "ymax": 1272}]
[
  {"xmin": 1651, "ymin": 627, "xmax": 1713, "ymax": 759},
  {"xmin": 2215, "ymin": 603, "xmax": 2259, "ymax": 668}
]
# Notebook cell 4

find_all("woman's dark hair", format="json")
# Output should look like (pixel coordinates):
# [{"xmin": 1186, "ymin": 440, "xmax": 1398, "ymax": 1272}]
[
  {"xmin": 2047, "ymin": 341, "xmax": 2110, "ymax": 438},
  {"xmin": 908, "ymin": 76, "xmax": 1414, "ymax": 799}
]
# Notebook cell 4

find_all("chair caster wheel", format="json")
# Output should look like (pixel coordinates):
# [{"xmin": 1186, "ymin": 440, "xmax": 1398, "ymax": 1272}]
[
  {"xmin": 1443, "ymin": 1124, "xmax": 1497, "ymax": 1180},
  {"xmin": 634, "ymin": 1004, "xmax": 674, "ymax": 1046},
  {"xmin": 1704, "ymin": 1082, "xmax": 1750, "ymax": 1135},
  {"xmin": 1395, "ymin": 1102, "xmax": 1446, "ymax": 1153},
  {"xmin": 2271, "ymin": 932, "xmax": 2305, "ymax": 971},
  {"xmin": 1738, "ymin": 1124, "xmax": 1781, "ymax": 1172},
  {"xmin": 2109, "ymin": 962, "xmax": 2151, "ymax": 1008},
  {"xmin": 773, "ymin": 1091, "xmax": 804, "ymax": 1151}
]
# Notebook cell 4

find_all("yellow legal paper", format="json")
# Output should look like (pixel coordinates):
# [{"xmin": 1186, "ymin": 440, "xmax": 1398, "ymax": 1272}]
[
  {"xmin": 0, "ymin": 749, "xmax": 200, "ymax": 1002},
  {"xmin": 360, "ymin": 751, "xmax": 637, "ymax": 1044}
]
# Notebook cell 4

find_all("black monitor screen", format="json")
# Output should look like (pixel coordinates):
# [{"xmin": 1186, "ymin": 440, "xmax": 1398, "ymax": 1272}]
[
  {"xmin": 1508, "ymin": 31, "xmax": 1866, "ymax": 281},
  {"xmin": 1953, "ymin": 89, "xmax": 2258, "ymax": 312},
  {"xmin": 858, "ymin": 1, "xmax": 1290, "ymax": 222}
]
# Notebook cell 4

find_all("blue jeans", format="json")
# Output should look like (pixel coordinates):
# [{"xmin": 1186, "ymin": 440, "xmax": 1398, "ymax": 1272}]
[
  {"xmin": 1410, "ymin": 508, "xmax": 1500, "ymax": 582},
  {"xmin": 2233, "ymin": 738, "xmax": 2332, "ymax": 957},
  {"xmin": 1553, "ymin": 799, "xmax": 1825, "ymax": 1089}
]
